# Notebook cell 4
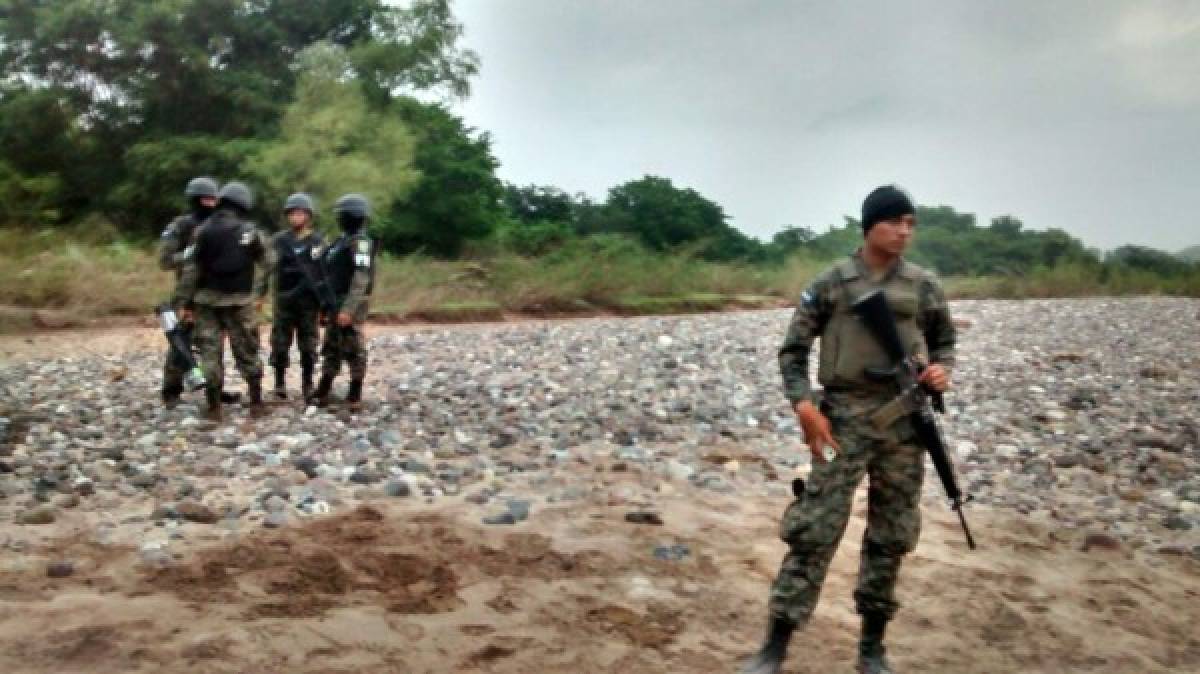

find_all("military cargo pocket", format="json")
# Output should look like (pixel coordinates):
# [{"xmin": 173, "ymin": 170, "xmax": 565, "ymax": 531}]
[{"xmin": 779, "ymin": 480, "xmax": 823, "ymax": 545}]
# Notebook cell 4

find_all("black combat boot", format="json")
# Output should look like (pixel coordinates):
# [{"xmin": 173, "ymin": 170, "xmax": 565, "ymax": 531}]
[
  {"xmin": 273, "ymin": 367, "xmax": 287, "ymax": 400},
  {"xmin": 308, "ymin": 373, "xmax": 334, "ymax": 407},
  {"xmin": 857, "ymin": 612, "xmax": 895, "ymax": 674},
  {"xmin": 300, "ymin": 359, "xmax": 315, "ymax": 402},
  {"xmin": 345, "ymin": 378, "xmax": 363, "ymax": 407},
  {"xmin": 247, "ymin": 378, "xmax": 267, "ymax": 418},
  {"xmin": 204, "ymin": 387, "xmax": 222, "ymax": 422},
  {"xmin": 739, "ymin": 615, "xmax": 796, "ymax": 674},
  {"xmin": 162, "ymin": 386, "xmax": 183, "ymax": 409}
]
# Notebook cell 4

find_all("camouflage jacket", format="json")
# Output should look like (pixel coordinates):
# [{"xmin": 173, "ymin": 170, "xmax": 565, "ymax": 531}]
[
  {"xmin": 778, "ymin": 251, "xmax": 956, "ymax": 405},
  {"xmin": 156, "ymin": 213, "xmax": 204, "ymax": 278}
]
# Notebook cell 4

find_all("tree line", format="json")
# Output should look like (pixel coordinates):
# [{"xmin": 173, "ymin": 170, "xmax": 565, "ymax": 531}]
[{"xmin": 1, "ymin": 0, "xmax": 1194, "ymax": 280}]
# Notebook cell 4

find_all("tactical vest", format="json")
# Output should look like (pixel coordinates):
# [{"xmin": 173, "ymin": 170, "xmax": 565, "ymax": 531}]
[
  {"xmin": 196, "ymin": 211, "xmax": 258, "ymax": 294},
  {"xmin": 274, "ymin": 230, "xmax": 323, "ymax": 297},
  {"xmin": 323, "ymin": 232, "xmax": 376, "ymax": 299},
  {"xmin": 817, "ymin": 256, "xmax": 930, "ymax": 391}
]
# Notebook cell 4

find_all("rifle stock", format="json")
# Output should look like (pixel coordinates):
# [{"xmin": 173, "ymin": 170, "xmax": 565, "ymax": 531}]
[
  {"xmin": 851, "ymin": 289, "xmax": 976, "ymax": 549},
  {"xmin": 155, "ymin": 304, "xmax": 206, "ymax": 392}
]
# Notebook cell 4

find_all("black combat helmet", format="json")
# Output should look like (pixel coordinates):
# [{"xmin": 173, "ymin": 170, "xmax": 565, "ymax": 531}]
[
  {"xmin": 333, "ymin": 193, "xmax": 370, "ymax": 232},
  {"xmin": 283, "ymin": 192, "xmax": 315, "ymax": 215},
  {"xmin": 333, "ymin": 193, "xmax": 370, "ymax": 219},
  {"xmin": 217, "ymin": 181, "xmax": 254, "ymax": 212},
  {"xmin": 184, "ymin": 177, "xmax": 219, "ymax": 198}
]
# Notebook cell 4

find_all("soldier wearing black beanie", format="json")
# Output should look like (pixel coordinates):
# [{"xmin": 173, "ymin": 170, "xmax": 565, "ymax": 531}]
[{"xmin": 861, "ymin": 185, "xmax": 915, "ymax": 234}]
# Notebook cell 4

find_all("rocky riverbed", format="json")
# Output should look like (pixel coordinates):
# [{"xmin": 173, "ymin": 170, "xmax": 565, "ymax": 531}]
[{"xmin": 0, "ymin": 298, "xmax": 1197, "ymax": 673}]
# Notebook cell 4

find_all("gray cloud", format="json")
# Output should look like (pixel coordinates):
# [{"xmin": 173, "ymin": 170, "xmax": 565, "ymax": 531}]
[{"xmin": 452, "ymin": 0, "xmax": 1200, "ymax": 251}]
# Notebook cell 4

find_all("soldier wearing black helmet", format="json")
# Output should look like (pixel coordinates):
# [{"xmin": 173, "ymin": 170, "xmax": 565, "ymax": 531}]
[
  {"xmin": 308, "ymin": 193, "xmax": 376, "ymax": 408},
  {"xmin": 174, "ymin": 181, "xmax": 272, "ymax": 421},
  {"xmin": 264, "ymin": 193, "xmax": 324, "ymax": 401},
  {"xmin": 156, "ymin": 176, "xmax": 218, "ymax": 407}
]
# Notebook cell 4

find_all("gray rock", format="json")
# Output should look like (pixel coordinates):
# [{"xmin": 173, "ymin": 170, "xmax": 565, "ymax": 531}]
[
  {"xmin": 507, "ymin": 499, "xmax": 531, "ymax": 522},
  {"xmin": 384, "ymin": 480, "xmax": 412, "ymax": 498},
  {"xmin": 263, "ymin": 511, "xmax": 289, "ymax": 529},
  {"xmin": 1163, "ymin": 514, "xmax": 1192, "ymax": 531},
  {"xmin": 483, "ymin": 511, "xmax": 517, "ymax": 525}
]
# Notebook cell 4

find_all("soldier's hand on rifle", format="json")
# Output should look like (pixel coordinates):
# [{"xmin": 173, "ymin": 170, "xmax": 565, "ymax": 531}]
[
  {"xmin": 255, "ymin": 299, "xmax": 265, "ymax": 314},
  {"xmin": 918, "ymin": 364, "xmax": 950, "ymax": 392},
  {"xmin": 179, "ymin": 308, "xmax": 194, "ymax": 323},
  {"xmin": 336, "ymin": 311, "xmax": 352, "ymax": 327},
  {"xmin": 793, "ymin": 400, "xmax": 839, "ymax": 464}
]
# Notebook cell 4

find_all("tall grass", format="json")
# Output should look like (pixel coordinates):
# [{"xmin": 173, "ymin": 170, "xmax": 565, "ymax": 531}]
[
  {"xmin": 0, "ymin": 227, "xmax": 171, "ymax": 313},
  {"xmin": 0, "ymin": 230, "xmax": 1196, "ymax": 333}
]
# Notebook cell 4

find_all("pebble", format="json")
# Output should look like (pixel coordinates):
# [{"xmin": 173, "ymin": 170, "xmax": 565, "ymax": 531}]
[
  {"xmin": 46, "ymin": 560, "xmax": 75, "ymax": 578},
  {"xmin": 177, "ymin": 500, "xmax": 219, "ymax": 524},
  {"xmin": 0, "ymin": 298, "xmax": 1195, "ymax": 559},
  {"xmin": 625, "ymin": 511, "xmax": 664, "ymax": 526},
  {"xmin": 17, "ymin": 505, "xmax": 57, "ymax": 525}
]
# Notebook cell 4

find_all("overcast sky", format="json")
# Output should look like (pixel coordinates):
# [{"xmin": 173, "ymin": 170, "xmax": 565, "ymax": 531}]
[{"xmin": 450, "ymin": 1, "xmax": 1199, "ymax": 251}]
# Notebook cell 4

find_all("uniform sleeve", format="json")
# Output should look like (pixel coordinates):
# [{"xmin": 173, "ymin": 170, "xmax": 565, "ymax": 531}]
[
  {"xmin": 339, "ymin": 237, "xmax": 373, "ymax": 317},
  {"xmin": 778, "ymin": 275, "xmax": 835, "ymax": 405},
  {"xmin": 919, "ymin": 277, "xmax": 957, "ymax": 371},
  {"xmin": 171, "ymin": 223, "xmax": 204, "ymax": 305},
  {"xmin": 253, "ymin": 230, "xmax": 273, "ymax": 300},
  {"xmin": 157, "ymin": 220, "xmax": 182, "ymax": 271}
]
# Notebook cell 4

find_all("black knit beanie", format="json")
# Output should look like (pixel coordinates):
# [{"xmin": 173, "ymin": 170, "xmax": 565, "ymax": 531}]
[{"xmin": 861, "ymin": 185, "xmax": 914, "ymax": 233}]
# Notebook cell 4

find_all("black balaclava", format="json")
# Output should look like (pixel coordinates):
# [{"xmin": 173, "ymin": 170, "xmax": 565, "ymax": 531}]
[
  {"xmin": 190, "ymin": 197, "xmax": 215, "ymax": 221},
  {"xmin": 338, "ymin": 213, "xmax": 365, "ymax": 234}
]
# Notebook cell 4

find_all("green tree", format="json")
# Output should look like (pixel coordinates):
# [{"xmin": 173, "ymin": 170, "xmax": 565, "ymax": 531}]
[
  {"xmin": 380, "ymin": 97, "xmax": 505, "ymax": 256},
  {"xmin": 502, "ymin": 184, "xmax": 576, "ymax": 225},
  {"xmin": 595, "ymin": 175, "xmax": 764, "ymax": 260},
  {"xmin": 0, "ymin": 0, "xmax": 476, "ymax": 228},
  {"xmin": 247, "ymin": 43, "xmax": 419, "ymax": 230}
]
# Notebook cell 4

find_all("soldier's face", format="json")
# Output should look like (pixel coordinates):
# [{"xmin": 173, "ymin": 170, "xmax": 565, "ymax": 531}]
[
  {"xmin": 286, "ymin": 210, "xmax": 311, "ymax": 230},
  {"xmin": 866, "ymin": 214, "xmax": 915, "ymax": 256},
  {"xmin": 199, "ymin": 196, "xmax": 217, "ymax": 209}
]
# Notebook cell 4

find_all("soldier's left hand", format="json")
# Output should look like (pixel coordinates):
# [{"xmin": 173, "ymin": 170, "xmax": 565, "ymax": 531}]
[
  {"xmin": 255, "ymin": 299, "xmax": 265, "ymax": 314},
  {"xmin": 336, "ymin": 311, "xmax": 352, "ymax": 327},
  {"xmin": 919, "ymin": 364, "xmax": 950, "ymax": 392}
]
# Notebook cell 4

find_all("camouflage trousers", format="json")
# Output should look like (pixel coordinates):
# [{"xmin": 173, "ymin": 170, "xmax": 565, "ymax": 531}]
[
  {"xmin": 269, "ymin": 301, "xmax": 319, "ymax": 371},
  {"xmin": 769, "ymin": 405, "xmax": 925, "ymax": 625},
  {"xmin": 319, "ymin": 322, "xmax": 367, "ymax": 382},
  {"xmin": 161, "ymin": 321, "xmax": 194, "ymax": 396},
  {"xmin": 193, "ymin": 303, "xmax": 262, "ymax": 395}
]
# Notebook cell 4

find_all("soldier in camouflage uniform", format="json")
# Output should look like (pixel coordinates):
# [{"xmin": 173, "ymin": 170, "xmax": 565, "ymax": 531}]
[
  {"xmin": 157, "ymin": 176, "xmax": 218, "ymax": 406},
  {"xmin": 265, "ymin": 193, "xmax": 323, "ymax": 401},
  {"xmin": 308, "ymin": 194, "xmax": 375, "ymax": 408},
  {"xmin": 741, "ymin": 186, "xmax": 956, "ymax": 674},
  {"xmin": 174, "ymin": 182, "xmax": 271, "ymax": 421}
]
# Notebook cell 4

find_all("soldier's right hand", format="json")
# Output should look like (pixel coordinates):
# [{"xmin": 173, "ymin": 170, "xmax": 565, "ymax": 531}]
[
  {"xmin": 179, "ymin": 308, "xmax": 194, "ymax": 323},
  {"xmin": 793, "ymin": 400, "xmax": 839, "ymax": 463}
]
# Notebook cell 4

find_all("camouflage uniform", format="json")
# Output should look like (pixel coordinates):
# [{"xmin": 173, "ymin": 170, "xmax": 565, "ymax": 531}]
[
  {"xmin": 317, "ymin": 230, "xmax": 374, "ymax": 383},
  {"xmin": 769, "ymin": 251, "xmax": 956, "ymax": 626},
  {"xmin": 266, "ymin": 229, "xmax": 323, "ymax": 375},
  {"xmin": 157, "ymin": 213, "xmax": 205, "ymax": 398},
  {"xmin": 174, "ymin": 208, "xmax": 270, "ymax": 409}
]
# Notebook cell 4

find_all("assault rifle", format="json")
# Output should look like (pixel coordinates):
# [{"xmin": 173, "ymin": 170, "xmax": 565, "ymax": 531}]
[
  {"xmin": 155, "ymin": 304, "xmax": 206, "ymax": 392},
  {"xmin": 851, "ymin": 289, "xmax": 976, "ymax": 549},
  {"xmin": 283, "ymin": 243, "xmax": 352, "ymax": 338}
]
